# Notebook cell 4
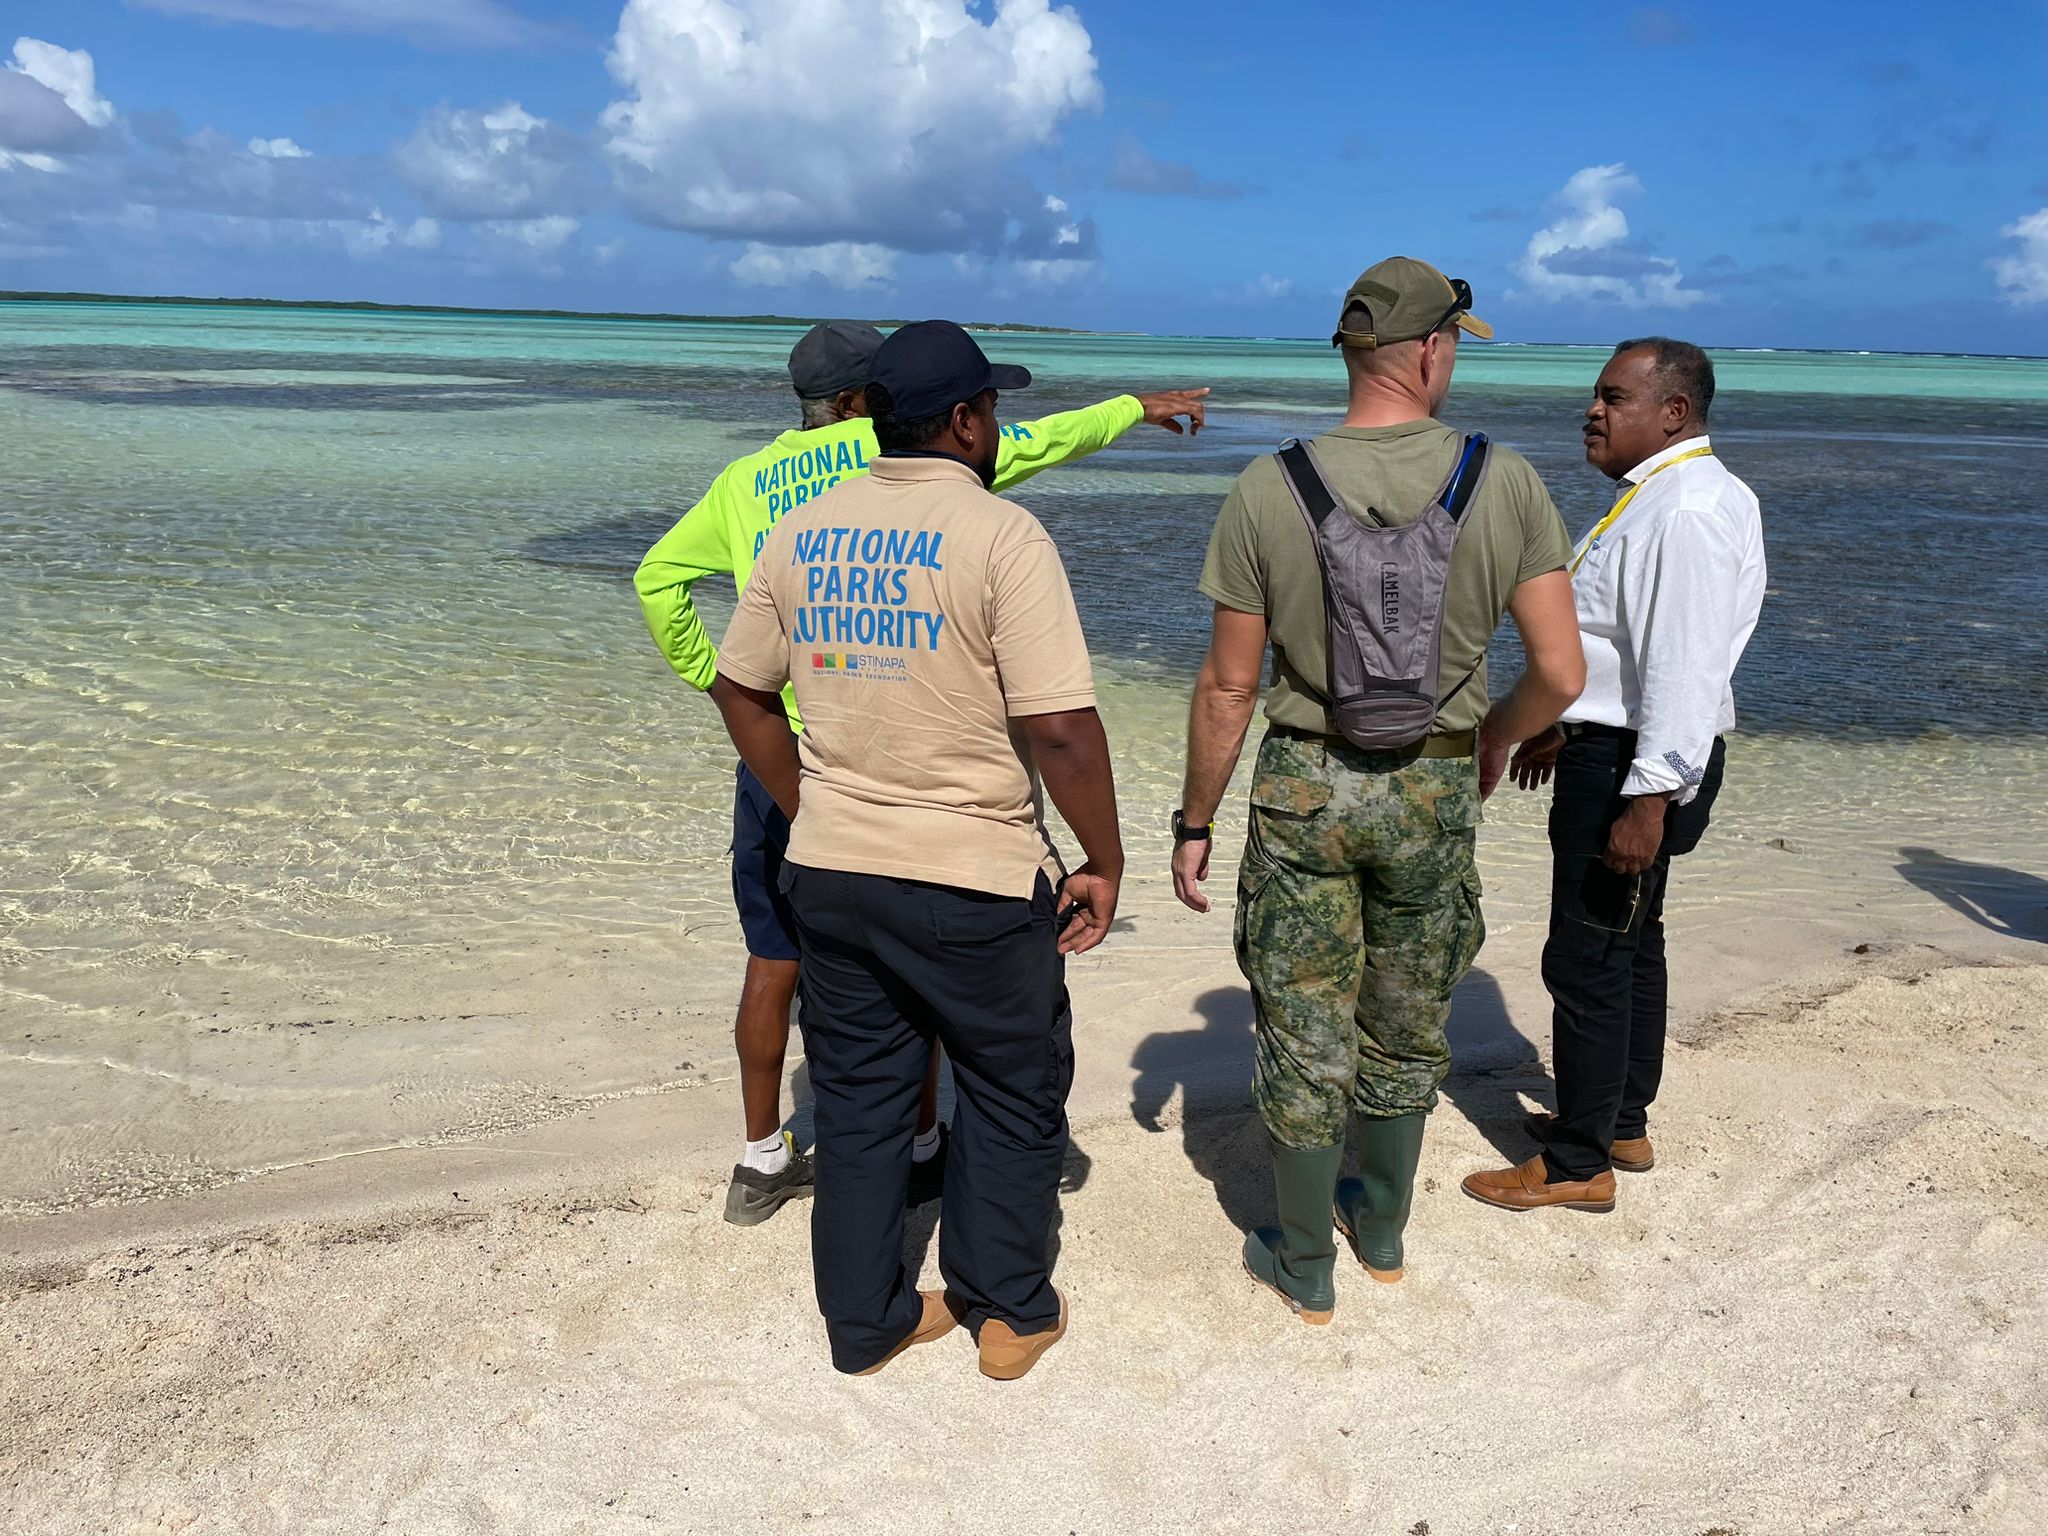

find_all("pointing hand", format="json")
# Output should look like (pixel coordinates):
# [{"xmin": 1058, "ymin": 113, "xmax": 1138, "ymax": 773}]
[{"xmin": 1135, "ymin": 388, "xmax": 1210, "ymax": 436}]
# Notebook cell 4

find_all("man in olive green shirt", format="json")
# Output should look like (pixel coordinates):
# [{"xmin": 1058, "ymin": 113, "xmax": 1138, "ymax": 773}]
[
  {"xmin": 1201, "ymin": 417, "xmax": 1573, "ymax": 743},
  {"xmin": 1171, "ymin": 258, "xmax": 1586, "ymax": 1322}
]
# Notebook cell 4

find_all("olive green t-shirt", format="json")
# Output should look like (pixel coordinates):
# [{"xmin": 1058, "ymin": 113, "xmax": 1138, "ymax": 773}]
[{"xmin": 1199, "ymin": 420, "xmax": 1572, "ymax": 737}]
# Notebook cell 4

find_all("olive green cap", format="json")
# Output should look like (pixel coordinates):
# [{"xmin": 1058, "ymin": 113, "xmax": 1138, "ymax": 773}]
[{"xmin": 1332, "ymin": 256, "xmax": 1494, "ymax": 349}]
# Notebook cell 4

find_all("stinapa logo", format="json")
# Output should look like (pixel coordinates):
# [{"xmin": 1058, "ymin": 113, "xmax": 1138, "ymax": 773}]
[
  {"xmin": 1379, "ymin": 562, "xmax": 1401, "ymax": 633},
  {"xmin": 809, "ymin": 651, "xmax": 905, "ymax": 680}
]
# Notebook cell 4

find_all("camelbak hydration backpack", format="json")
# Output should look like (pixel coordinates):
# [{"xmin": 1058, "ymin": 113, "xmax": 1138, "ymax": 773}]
[{"xmin": 1274, "ymin": 432, "xmax": 1492, "ymax": 751}]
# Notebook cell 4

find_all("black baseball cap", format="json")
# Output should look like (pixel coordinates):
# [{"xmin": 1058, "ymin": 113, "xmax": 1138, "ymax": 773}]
[
  {"xmin": 787, "ymin": 320, "xmax": 885, "ymax": 398},
  {"xmin": 868, "ymin": 320, "xmax": 1032, "ymax": 422}
]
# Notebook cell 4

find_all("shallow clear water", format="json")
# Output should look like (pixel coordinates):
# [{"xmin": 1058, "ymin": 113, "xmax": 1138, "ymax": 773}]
[
  {"xmin": 4, "ymin": 301, "xmax": 2046, "ymax": 1209},
  {"xmin": 6, "ymin": 298, "xmax": 2046, "ymax": 930}
]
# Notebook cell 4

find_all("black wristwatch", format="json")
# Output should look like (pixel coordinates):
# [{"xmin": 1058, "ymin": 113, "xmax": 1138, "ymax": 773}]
[{"xmin": 1172, "ymin": 810, "xmax": 1213, "ymax": 846}]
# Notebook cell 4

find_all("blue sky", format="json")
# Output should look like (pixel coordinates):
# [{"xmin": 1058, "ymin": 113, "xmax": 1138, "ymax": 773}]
[{"xmin": 3, "ymin": 0, "xmax": 2046, "ymax": 351}]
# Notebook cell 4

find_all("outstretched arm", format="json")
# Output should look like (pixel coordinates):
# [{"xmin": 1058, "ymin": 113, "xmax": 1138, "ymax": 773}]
[{"xmin": 991, "ymin": 389, "xmax": 1211, "ymax": 492}]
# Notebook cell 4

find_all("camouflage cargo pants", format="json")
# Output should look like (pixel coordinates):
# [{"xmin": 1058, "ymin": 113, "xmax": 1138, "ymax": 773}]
[{"xmin": 1234, "ymin": 729, "xmax": 1487, "ymax": 1150}]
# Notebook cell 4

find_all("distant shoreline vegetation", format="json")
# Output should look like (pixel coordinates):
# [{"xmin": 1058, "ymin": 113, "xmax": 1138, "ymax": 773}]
[
  {"xmin": 2, "ymin": 291, "xmax": 2043, "ymax": 361},
  {"xmin": 0, "ymin": 289, "xmax": 1100, "ymax": 336}
]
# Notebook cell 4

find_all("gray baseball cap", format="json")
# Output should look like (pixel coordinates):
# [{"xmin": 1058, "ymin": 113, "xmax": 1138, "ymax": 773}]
[{"xmin": 788, "ymin": 320, "xmax": 885, "ymax": 398}]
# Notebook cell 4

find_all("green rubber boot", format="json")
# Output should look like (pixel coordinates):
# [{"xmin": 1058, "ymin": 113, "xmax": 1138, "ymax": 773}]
[
  {"xmin": 1334, "ymin": 1112, "xmax": 1427, "ymax": 1283},
  {"xmin": 1242, "ymin": 1139, "xmax": 1342, "ymax": 1325}
]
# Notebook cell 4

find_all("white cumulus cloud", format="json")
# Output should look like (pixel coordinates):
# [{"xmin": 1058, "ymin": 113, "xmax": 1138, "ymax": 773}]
[
  {"xmin": 1515, "ymin": 163, "xmax": 1706, "ymax": 309},
  {"xmin": 248, "ymin": 136, "xmax": 310, "ymax": 158},
  {"xmin": 397, "ymin": 100, "xmax": 582, "ymax": 220},
  {"xmin": 1, "ymin": 37, "xmax": 116, "ymax": 170},
  {"xmin": 1993, "ymin": 208, "xmax": 2048, "ymax": 307},
  {"xmin": 603, "ymin": 0, "xmax": 1101, "ymax": 261},
  {"xmin": 731, "ymin": 240, "xmax": 897, "ymax": 289},
  {"xmin": 8, "ymin": 39, "xmax": 115, "ymax": 128}
]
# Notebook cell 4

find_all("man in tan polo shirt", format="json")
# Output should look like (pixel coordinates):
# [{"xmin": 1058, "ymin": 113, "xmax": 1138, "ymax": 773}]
[{"xmin": 712, "ymin": 320, "xmax": 1124, "ymax": 1381}]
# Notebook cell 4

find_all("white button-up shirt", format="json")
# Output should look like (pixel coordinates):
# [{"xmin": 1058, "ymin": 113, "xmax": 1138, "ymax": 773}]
[{"xmin": 1563, "ymin": 434, "xmax": 1767, "ymax": 804}]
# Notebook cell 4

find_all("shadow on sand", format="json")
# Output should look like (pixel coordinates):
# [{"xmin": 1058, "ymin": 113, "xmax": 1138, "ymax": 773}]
[
  {"xmin": 1437, "ymin": 967, "xmax": 1550, "ymax": 1164},
  {"xmin": 1126, "ymin": 968, "xmax": 1550, "ymax": 1232},
  {"xmin": 1897, "ymin": 847, "xmax": 2048, "ymax": 942}
]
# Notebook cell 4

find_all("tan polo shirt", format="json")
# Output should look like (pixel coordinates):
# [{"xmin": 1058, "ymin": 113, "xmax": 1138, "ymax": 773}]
[{"xmin": 717, "ymin": 454, "xmax": 1096, "ymax": 899}]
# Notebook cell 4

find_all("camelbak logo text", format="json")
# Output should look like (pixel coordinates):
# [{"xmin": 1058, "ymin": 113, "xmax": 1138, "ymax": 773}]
[{"xmin": 1379, "ymin": 563, "xmax": 1400, "ymax": 632}]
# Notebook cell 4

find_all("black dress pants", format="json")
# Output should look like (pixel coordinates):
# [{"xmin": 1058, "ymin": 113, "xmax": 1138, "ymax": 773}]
[
  {"xmin": 1541, "ymin": 730, "xmax": 1725, "ymax": 1182},
  {"xmin": 783, "ymin": 862, "xmax": 1074, "ymax": 1375}
]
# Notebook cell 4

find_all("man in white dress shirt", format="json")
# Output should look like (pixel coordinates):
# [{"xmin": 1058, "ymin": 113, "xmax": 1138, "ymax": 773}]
[{"xmin": 1465, "ymin": 337, "xmax": 1767, "ymax": 1213}]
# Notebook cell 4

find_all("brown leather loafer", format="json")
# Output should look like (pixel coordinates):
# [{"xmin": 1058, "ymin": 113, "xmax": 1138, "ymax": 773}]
[
  {"xmin": 978, "ymin": 1290, "xmax": 1068, "ymax": 1381},
  {"xmin": 853, "ymin": 1289, "xmax": 961, "ymax": 1376},
  {"xmin": 1461, "ymin": 1154, "xmax": 1616, "ymax": 1213},
  {"xmin": 1522, "ymin": 1111, "xmax": 1655, "ymax": 1173}
]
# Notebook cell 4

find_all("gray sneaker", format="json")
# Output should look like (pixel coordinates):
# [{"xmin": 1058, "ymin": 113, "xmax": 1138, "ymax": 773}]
[{"xmin": 724, "ymin": 1137, "xmax": 816, "ymax": 1226}]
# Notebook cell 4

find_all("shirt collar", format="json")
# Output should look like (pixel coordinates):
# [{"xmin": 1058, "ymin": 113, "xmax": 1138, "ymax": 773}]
[
  {"xmin": 1323, "ymin": 416, "xmax": 1447, "ymax": 443},
  {"xmin": 869, "ymin": 452, "xmax": 985, "ymax": 486},
  {"xmin": 1623, "ymin": 433, "xmax": 1713, "ymax": 485}
]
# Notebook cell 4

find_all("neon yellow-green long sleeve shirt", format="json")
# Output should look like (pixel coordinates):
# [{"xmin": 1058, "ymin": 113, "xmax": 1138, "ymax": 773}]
[{"xmin": 635, "ymin": 395, "xmax": 1144, "ymax": 724}]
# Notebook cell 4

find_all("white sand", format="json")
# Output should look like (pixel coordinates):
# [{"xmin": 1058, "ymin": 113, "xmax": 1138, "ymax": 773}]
[
  {"xmin": 5, "ymin": 838, "xmax": 2048, "ymax": 1532},
  {"xmin": 11, "ymin": 726, "xmax": 2048, "ymax": 1220}
]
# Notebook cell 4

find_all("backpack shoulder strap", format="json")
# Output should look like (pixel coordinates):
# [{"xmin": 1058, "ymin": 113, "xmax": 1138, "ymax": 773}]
[
  {"xmin": 1437, "ymin": 432, "xmax": 1492, "ymax": 524},
  {"xmin": 1275, "ymin": 438, "xmax": 1340, "ymax": 530}
]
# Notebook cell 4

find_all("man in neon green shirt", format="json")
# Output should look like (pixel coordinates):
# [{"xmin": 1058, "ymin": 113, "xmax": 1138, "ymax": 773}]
[{"xmin": 637, "ymin": 319, "xmax": 1207, "ymax": 1227}]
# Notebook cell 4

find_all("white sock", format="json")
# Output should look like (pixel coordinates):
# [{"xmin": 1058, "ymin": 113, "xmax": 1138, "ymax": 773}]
[
  {"xmin": 911, "ymin": 1125, "xmax": 942, "ymax": 1164},
  {"xmin": 743, "ymin": 1131, "xmax": 790, "ymax": 1175}
]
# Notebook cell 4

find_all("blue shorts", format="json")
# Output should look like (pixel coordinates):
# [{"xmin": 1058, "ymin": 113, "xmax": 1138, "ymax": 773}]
[{"xmin": 732, "ymin": 762, "xmax": 800, "ymax": 962}]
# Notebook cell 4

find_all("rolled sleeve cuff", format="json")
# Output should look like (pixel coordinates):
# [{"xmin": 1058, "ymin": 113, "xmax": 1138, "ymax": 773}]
[
  {"xmin": 1624, "ymin": 749, "xmax": 1704, "ymax": 805},
  {"xmin": 715, "ymin": 654, "xmax": 788, "ymax": 694},
  {"xmin": 1006, "ymin": 689, "xmax": 1097, "ymax": 718}
]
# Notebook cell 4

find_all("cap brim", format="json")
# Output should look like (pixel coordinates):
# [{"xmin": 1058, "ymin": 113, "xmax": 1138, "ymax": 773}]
[
  {"xmin": 1455, "ymin": 312, "xmax": 1494, "ymax": 341},
  {"xmin": 988, "ymin": 363, "xmax": 1032, "ymax": 390}
]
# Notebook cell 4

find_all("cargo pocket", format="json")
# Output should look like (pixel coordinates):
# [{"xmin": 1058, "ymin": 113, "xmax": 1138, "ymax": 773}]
[
  {"xmin": 1233, "ymin": 846, "xmax": 1280, "ymax": 972},
  {"xmin": 1442, "ymin": 865, "xmax": 1486, "ymax": 993},
  {"xmin": 1430, "ymin": 759, "xmax": 1485, "ymax": 836},
  {"xmin": 1249, "ymin": 767, "xmax": 1335, "ymax": 821}
]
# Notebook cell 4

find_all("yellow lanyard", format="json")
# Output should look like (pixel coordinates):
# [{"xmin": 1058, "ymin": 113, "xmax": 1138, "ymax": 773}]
[{"xmin": 1570, "ymin": 445, "xmax": 1714, "ymax": 573}]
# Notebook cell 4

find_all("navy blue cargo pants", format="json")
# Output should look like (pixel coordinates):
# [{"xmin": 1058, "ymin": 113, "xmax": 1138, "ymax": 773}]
[{"xmin": 783, "ymin": 862, "xmax": 1074, "ymax": 1374}]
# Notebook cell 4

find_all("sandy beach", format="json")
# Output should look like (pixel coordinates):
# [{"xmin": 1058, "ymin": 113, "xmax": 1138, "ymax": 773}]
[{"xmin": 6, "ymin": 777, "xmax": 2046, "ymax": 1535}]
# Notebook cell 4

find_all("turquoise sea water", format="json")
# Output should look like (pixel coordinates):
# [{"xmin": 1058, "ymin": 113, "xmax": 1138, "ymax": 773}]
[{"xmin": 4, "ymin": 299, "xmax": 2047, "ymax": 1208}]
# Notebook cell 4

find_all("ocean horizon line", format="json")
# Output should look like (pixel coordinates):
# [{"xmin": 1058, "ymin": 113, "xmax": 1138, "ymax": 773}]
[{"xmin": 5, "ymin": 289, "xmax": 2045, "ymax": 366}]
